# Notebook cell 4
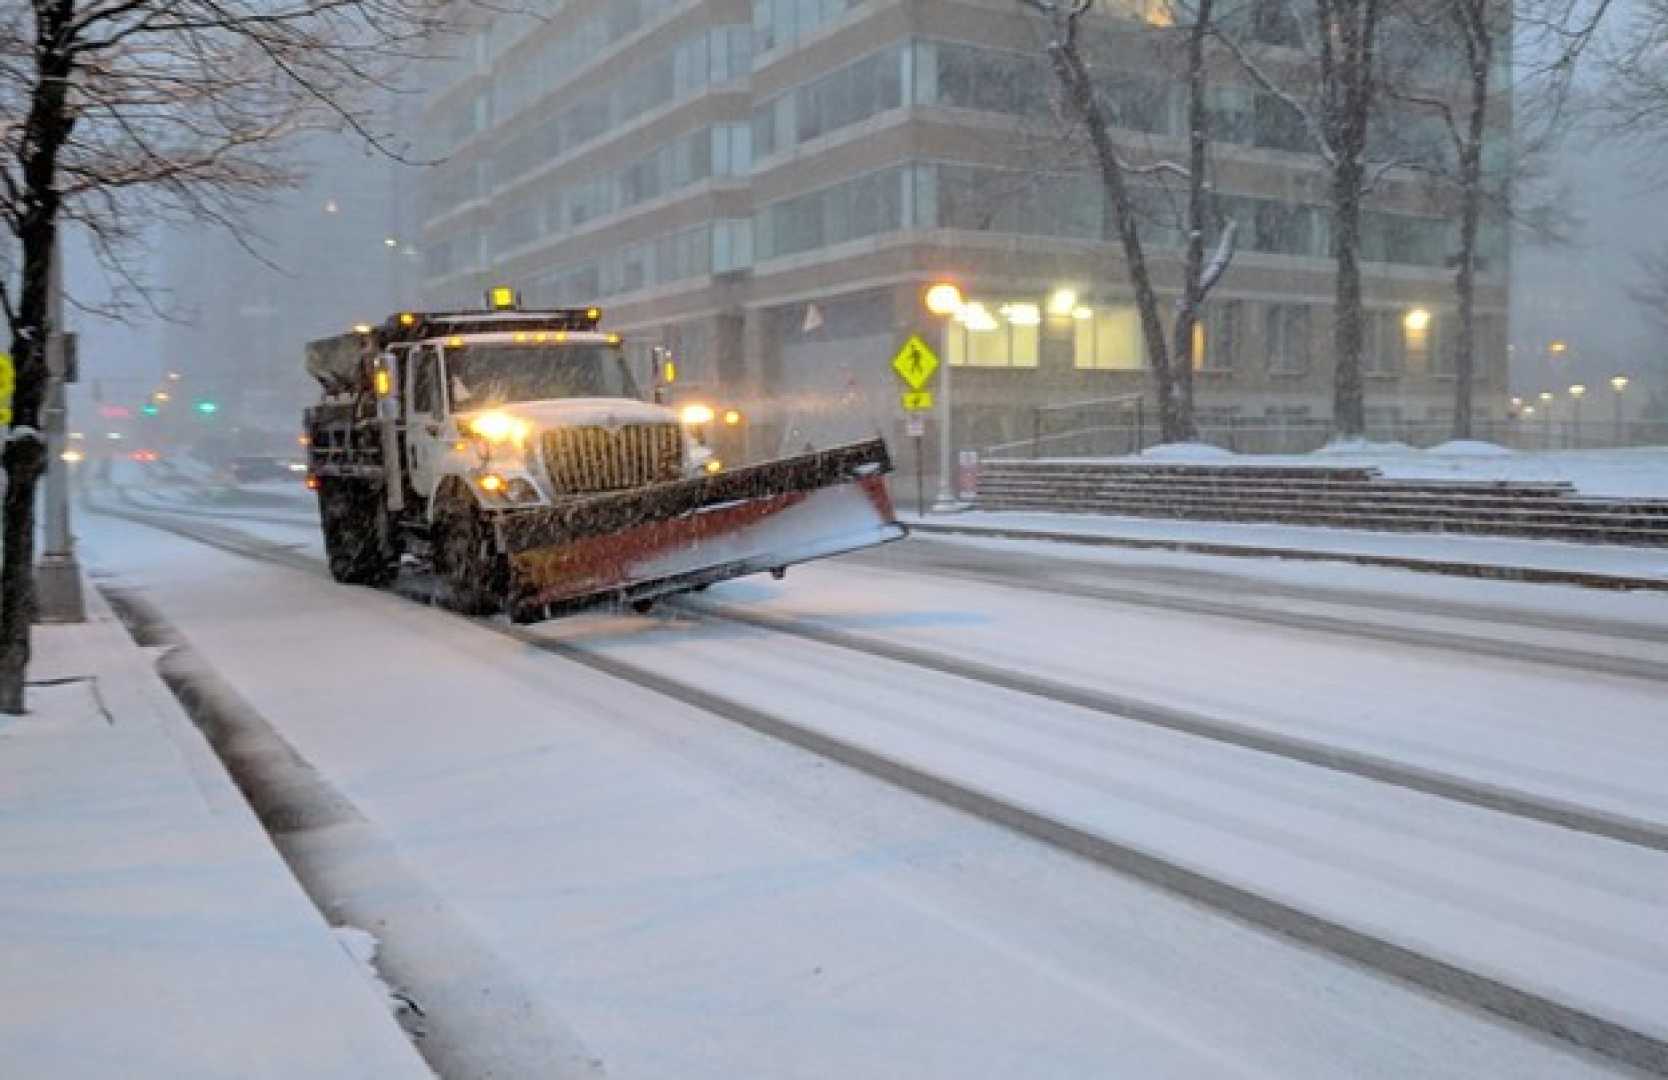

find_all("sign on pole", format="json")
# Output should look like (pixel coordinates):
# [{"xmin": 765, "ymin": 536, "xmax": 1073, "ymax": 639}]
[
  {"xmin": 0, "ymin": 351, "xmax": 14, "ymax": 425},
  {"xmin": 901, "ymin": 390, "xmax": 934, "ymax": 412},
  {"xmin": 890, "ymin": 335, "xmax": 940, "ymax": 391}
]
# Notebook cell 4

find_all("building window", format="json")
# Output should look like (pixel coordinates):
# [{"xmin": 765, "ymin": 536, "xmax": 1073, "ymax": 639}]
[
  {"xmin": 1073, "ymin": 304, "xmax": 1145, "ymax": 370},
  {"xmin": 1364, "ymin": 311, "xmax": 1406, "ymax": 375},
  {"xmin": 1193, "ymin": 301, "xmax": 1241, "ymax": 371},
  {"xmin": 1264, "ymin": 304, "xmax": 1311, "ymax": 374},
  {"xmin": 755, "ymin": 166, "xmax": 909, "ymax": 260},
  {"xmin": 948, "ymin": 300, "xmax": 1039, "ymax": 368}
]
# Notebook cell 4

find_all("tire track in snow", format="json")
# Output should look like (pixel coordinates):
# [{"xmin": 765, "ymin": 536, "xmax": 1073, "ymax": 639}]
[
  {"xmin": 851, "ymin": 542, "xmax": 1668, "ymax": 683},
  {"xmin": 683, "ymin": 598, "xmax": 1668, "ymax": 855}
]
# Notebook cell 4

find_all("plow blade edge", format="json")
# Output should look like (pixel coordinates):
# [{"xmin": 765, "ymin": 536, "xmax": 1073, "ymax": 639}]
[{"xmin": 499, "ymin": 439, "xmax": 904, "ymax": 620}]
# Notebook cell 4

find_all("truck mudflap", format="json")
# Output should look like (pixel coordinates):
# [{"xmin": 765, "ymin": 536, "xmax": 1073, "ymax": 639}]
[{"xmin": 499, "ymin": 438, "xmax": 905, "ymax": 620}]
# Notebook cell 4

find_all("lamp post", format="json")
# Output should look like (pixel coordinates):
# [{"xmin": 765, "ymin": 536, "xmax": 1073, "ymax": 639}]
[
  {"xmin": 924, "ymin": 282, "xmax": 963, "ymax": 513},
  {"xmin": 1610, "ymin": 375, "xmax": 1630, "ymax": 445},
  {"xmin": 1539, "ymin": 390, "xmax": 1554, "ymax": 449},
  {"xmin": 1569, "ymin": 383, "xmax": 1586, "ymax": 448},
  {"xmin": 37, "ymin": 233, "xmax": 84, "ymax": 622}
]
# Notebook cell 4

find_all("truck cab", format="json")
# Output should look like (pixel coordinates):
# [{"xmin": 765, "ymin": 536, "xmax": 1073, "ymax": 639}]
[{"xmin": 392, "ymin": 326, "xmax": 703, "ymax": 519}]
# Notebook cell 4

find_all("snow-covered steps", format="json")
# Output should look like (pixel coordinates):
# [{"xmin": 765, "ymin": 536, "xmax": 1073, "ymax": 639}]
[{"xmin": 975, "ymin": 461, "xmax": 1668, "ymax": 546}]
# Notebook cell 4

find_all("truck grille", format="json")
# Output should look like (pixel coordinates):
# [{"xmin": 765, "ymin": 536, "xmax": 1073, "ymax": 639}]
[{"xmin": 541, "ymin": 423, "xmax": 683, "ymax": 495}]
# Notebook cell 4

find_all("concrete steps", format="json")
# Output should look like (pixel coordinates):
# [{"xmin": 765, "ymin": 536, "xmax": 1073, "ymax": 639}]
[{"xmin": 974, "ymin": 462, "xmax": 1668, "ymax": 547}]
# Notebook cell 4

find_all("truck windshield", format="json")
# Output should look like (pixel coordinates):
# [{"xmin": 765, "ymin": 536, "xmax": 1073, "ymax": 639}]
[{"xmin": 443, "ymin": 344, "xmax": 640, "ymax": 407}]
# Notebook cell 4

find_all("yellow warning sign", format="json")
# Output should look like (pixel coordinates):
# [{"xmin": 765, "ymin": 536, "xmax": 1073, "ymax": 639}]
[
  {"xmin": 901, "ymin": 391, "xmax": 934, "ymax": 412},
  {"xmin": 891, "ymin": 335, "xmax": 940, "ymax": 391},
  {"xmin": 0, "ymin": 352, "xmax": 13, "ymax": 426}
]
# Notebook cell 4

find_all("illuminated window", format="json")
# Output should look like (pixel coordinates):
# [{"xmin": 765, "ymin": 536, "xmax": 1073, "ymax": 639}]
[
  {"xmin": 1073, "ymin": 305, "xmax": 1145, "ymax": 370},
  {"xmin": 947, "ymin": 300, "xmax": 1039, "ymax": 368}
]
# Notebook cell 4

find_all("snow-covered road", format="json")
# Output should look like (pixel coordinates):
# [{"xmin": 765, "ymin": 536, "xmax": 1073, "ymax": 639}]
[{"xmin": 76, "ymin": 476, "xmax": 1668, "ymax": 1077}]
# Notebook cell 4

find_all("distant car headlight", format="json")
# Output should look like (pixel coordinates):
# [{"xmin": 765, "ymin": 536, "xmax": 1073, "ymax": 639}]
[{"xmin": 680, "ymin": 403, "xmax": 715, "ymax": 426}]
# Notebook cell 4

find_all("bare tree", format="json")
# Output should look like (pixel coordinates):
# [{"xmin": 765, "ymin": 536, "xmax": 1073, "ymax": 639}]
[
  {"xmin": 0, "ymin": 0, "xmax": 449, "ymax": 713},
  {"xmin": 1019, "ymin": 0, "xmax": 1236, "ymax": 444},
  {"xmin": 1599, "ymin": 0, "xmax": 1668, "ymax": 154},
  {"xmin": 1390, "ymin": 0, "xmax": 1612, "ymax": 440},
  {"xmin": 1630, "ymin": 245, "xmax": 1668, "ymax": 333},
  {"xmin": 1216, "ymin": 0, "xmax": 1390, "ymax": 440}
]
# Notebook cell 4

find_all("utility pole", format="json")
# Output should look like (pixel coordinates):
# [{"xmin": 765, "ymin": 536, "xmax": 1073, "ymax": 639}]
[{"xmin": 36, "ymin": 235, "xmax": 84, "ymax": 623}]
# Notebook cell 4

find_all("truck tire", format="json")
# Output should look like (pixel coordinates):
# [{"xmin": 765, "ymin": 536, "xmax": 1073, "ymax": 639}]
[
  {"xmin": 433, "ymin": 491, "xmax": 506, "ymax": 617},
  {"xmin": 319, "ymin": 479, "xmax": 398, "ymax": 587}
]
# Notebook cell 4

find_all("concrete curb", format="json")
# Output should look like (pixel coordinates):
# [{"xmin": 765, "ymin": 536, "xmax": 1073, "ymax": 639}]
[
  {"xmin": 904, "ymin": 521, "xmax": 1668, "ymax": 591},
  {"xmin": 102, "ymin": 587, "xmax": 605, "ymax": 1080}
]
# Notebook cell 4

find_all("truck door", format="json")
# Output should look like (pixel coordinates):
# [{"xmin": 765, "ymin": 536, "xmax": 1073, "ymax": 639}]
[{"xmin": 406, "ymin": 344, "xmax": 443, "ymax": 500}]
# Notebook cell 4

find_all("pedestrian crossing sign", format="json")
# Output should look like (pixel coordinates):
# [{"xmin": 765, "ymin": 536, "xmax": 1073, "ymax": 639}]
[{"xmin": 891, "ymin": 335, "xmax": 940, "ymax": 391}]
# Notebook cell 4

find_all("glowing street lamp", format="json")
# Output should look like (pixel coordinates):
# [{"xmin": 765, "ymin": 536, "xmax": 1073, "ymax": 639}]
[
  {"xmin": 1047, "ymin": 288, "xmax": 1079, "ymax": 318},
  {"xmin": 1404, "ymin": 308, "xmax": 1432, "ymax": 332},
  {"xmin": 925, "ymin": 283, "xmax": 964, "ymax": 317}
]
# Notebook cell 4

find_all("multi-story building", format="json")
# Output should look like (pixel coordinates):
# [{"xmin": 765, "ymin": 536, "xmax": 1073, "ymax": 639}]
[{"xmin": 418, "ymin": 0, "xmax": 1510, "ymax": 461}]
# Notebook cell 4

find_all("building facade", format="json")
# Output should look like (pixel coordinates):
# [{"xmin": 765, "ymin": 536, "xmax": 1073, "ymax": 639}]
[{"xmin": 418, "ymin": 0, "xmax": 1510, "ymax": 461}]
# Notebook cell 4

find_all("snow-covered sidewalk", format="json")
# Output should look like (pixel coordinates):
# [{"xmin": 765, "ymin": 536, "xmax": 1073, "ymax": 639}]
[
  {"xmin": 905, "ymin": 510, "xmax": 1668, "ymax": 588},
  {"xmin": 0, "ymin": 581, "xmax": 427, "ymax": 1078}
]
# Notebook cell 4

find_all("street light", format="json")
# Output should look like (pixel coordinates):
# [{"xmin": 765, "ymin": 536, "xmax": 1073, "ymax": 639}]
[
  {"xmin": 923, "ymin": 282, "xmax": 963, "ymax": 513},
  {"xmin": 1568, "ymin": 384, "xmax": 1587, "ymax": 448},
  {"xmin": 1404, "ymin": 308, "xmax": 1432, "ymax": 332},
  {"xmin": 1539, "ymin": 391, "xmax": 1555, "ymax": 448},
  {"xmin": 1610, "ymin": 375, "xmax": 1630, "ymax": 443}
]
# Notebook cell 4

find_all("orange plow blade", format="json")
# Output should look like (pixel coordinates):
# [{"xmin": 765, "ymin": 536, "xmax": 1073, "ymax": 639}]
[{"xmin": 500, "ymin": 439, "xmax": 904, "ymax": 621}]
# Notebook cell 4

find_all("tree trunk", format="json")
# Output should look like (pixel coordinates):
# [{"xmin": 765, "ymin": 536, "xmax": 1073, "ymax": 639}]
[
  {"xmin": 1170, "ymin": 0, "xmax": 1215, "ymax": 440},
  {"xmin": 1, "ymin": 0, "xmax": 77, "ymax": 714},
  {"xmin": 1332, "ymin": 157, "xmax": 1367, "ymax": 439},
  {"xmin": 1451, "ymin": 33, "xmax": 1493, "ymax": 442},
  {"xmin": 1047, "ymin": 36, "xmax": 1187, "ymax": 442}
]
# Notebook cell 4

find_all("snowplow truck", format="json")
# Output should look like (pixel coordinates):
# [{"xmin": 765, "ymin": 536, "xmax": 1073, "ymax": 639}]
[{"xmin": 303, "ymin": 294, "xmax": 904, "ymax": 621}]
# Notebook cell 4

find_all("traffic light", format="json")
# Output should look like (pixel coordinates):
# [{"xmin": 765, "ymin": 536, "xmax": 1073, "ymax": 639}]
[
  {"xmin": 141, "ymin": 403, "xmax": 159, "ymax": 417},
  {"xmin": 194, "ymin": 400, "xmax": 218, "ymax": 415}
]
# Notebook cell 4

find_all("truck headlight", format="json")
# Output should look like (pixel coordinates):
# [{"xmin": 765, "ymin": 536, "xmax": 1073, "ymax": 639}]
[
  {"xmin": 470, "ymin": 410, "xmax": 531, "ymax": 445},
  {"xmin": 680, "ymin": 403, "xmax": 715, "ymax": 426}
]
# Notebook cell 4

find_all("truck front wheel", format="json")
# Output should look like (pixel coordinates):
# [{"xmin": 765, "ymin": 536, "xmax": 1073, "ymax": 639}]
[
  {"xmin": 319, "ymin": 479, "xmax": 398, "ymax": 587},
  {"xmin": 433, "ymin": 493, "xmax": 506, "ymax": 617}
]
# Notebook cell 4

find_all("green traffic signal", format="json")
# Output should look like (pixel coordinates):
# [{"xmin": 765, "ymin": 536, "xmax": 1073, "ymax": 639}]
[
  {"xmin": 141, "ymin": 403, "xmax": 159, "ymax": 416},
  {"xmin": 194, "ymin": 400, "xmax": 218, "ymax": 415}
]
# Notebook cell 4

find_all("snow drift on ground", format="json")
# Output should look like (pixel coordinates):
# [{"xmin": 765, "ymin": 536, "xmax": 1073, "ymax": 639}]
[
  {"xmin": 1424, "ymin": 440, "xmax": 1514, "ymax": 457},
  {"xmin": 1039, "ymin": 446, "xmax": 1668, "ymax": 498},
  {"xmin": 1140, "ymin": 442, "xmax": 1236, "ymax": 461}
]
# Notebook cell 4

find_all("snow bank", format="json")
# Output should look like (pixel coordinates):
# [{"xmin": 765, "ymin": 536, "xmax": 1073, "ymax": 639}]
[
  {"xmin": 1140, "ymin": 442, "xmax": 1237, "ymax": 461},
  {"xmin": 1425, "ymin": 440, "xmax": 1513, "ymax": 457},
  {"xmin": 1314, "ymin": 437, "xmax": 1413, "ymax": 455}
]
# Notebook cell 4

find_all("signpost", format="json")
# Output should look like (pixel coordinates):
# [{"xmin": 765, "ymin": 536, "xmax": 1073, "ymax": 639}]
[{"xmin": 891, "ymin": 335, "xmax": 941, "ymax": 516}]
